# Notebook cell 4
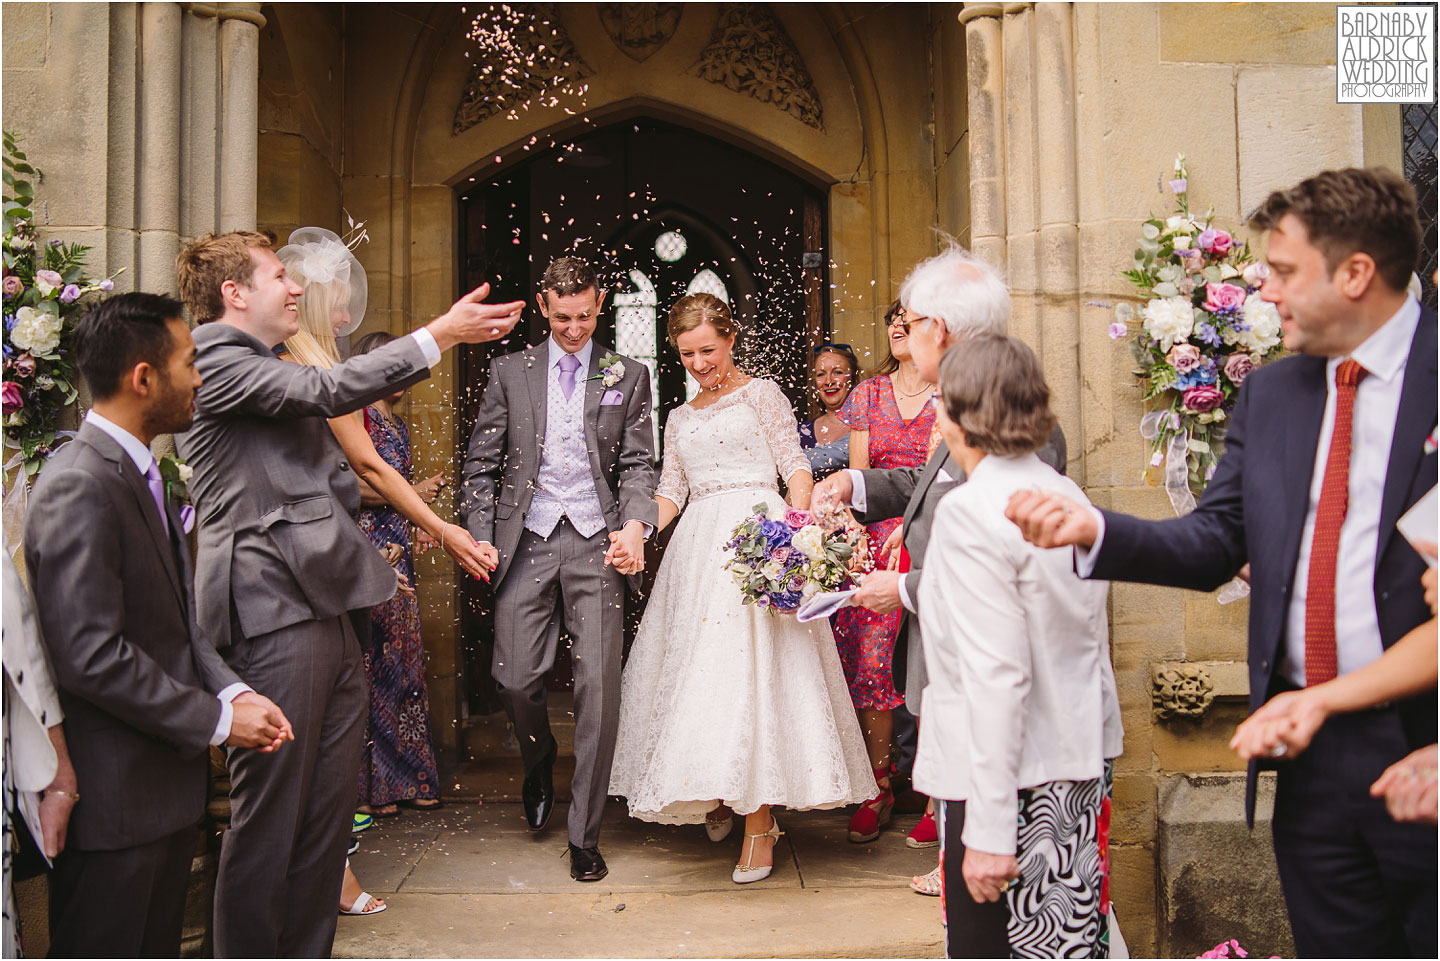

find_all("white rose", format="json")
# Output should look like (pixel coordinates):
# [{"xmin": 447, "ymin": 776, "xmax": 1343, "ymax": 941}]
[
  {"xmin": 801, "ymin": 579, "xmax": 823, "ymax": 601},
  {"xmin": 176, "ymin": 463, "xmax": 194, "ymax": 483},
  {"xmin": 10, "ymin": 306, "xmax": 62, "ymax": 355},
  {"xmin": 1238, "ymin": 293, "xmax": 1282, "ymax": 352},
  {"xmin": 1219, "ymin": 263, "xmax": 1240, "ymax": 280},
  {"xmin": 1142, "ymin": 296, "xmax": 1195, "ymax": 352},
  {"xmin": 761, "ymin": 559, "xmax": 785, "ymax": 583},
  {"xmin": 791, "ymin": 525, "xmax": 826, "ymax": 561},
  {"xmin": 1172, "ymin": 235, "xmax": 1192, "ymax": 250}
]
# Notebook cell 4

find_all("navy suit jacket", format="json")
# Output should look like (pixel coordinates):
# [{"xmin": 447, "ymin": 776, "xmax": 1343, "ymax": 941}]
[{"xmin": 1090, "ymin": 306, "xmax": 1438, "ymax": 822}]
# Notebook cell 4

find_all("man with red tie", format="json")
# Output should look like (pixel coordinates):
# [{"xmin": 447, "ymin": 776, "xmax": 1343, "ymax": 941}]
[{"xmin": 1006, "ymin": 167, "xmax": 1436, "ymax": 957}]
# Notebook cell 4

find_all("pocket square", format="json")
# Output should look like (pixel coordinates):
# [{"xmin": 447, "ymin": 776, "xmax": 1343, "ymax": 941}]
[
  {"xmin": 937, "ymin": 468, "xmax": 955, "ymax": 484},
  {"xmin": 601, "ymin": 389, "xmax": 624, "ymax": 406}
]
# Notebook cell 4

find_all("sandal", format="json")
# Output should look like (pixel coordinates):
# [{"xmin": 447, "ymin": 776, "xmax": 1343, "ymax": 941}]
[
  {"xmin": 357, "ymin": 804, "xmax": 398, "ymax": 818},
  {"xmin": 910, "ymin": 864, "xmax": 942, "ymax": 897},
  {"xmin": 905, "ymin": 809, "xmax": 939, "ymax": 848},
  {"xmin": 732, "ymin": 816, "xmax": 784, "ymax": 884},
  {"xmin": 399, "ymin": 798, "xmax": 443, "ymax": 810},
  {"xmin": 339, "ymin": 891, "xmax": 387, "ymax": 916}
]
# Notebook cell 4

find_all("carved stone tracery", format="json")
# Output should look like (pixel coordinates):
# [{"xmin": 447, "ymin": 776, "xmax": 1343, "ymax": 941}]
[
  {"xmin": 1152, "ymin": 663, "xmax": 1216, "ymax": 720},
  {"xmin": 599, "ymin": 3, "xmax": 682, "ymax": 62},
  {"xmin": 691, "ymin": 3, "xmax": 823, "ymax": 130},
  {"xmin": 453, "ymin": 3, "xmax": 595, "ymax": 135}
]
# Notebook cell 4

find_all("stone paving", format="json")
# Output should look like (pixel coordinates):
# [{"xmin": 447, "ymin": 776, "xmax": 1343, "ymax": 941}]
[{"xmin": 336, "ymin": 801, "xmax": 945, "ymax": 958}]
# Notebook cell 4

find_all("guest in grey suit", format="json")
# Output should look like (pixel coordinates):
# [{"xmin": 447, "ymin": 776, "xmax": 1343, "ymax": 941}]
[
  {"xmin": 460, "ymin": 256, "xmax": 657, "ymax": 883},
  {"xmin": 175, "ymin": 232, "xmax": 524, "ymax": 957},
  {"xmin": 23, "ymin": 293, "xmax": 293, "ymax": 957}
]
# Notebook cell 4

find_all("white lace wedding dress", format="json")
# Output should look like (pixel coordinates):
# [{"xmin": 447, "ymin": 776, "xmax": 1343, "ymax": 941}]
[{"xmin": 608, "ymin": 378, "xmax": 874, "ymax": 823}]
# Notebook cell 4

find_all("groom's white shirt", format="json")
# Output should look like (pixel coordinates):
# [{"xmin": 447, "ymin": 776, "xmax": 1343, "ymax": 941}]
[
  {"xmin": 527, "ymin": 336, "xmax": 606, "ymax": 538},
  {"xmin": 84, "ymin": 408, "xmax": 249, "ymax": 746}
]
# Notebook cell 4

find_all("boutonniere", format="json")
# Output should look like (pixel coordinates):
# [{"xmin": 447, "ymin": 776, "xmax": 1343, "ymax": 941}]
[
  {"xmin": 158, "ymin": 455, "xmax": 196, "ymax": 534},
  {"xmin": 589, "ymin": 352, "xmax": 626, "ymax": 388}
]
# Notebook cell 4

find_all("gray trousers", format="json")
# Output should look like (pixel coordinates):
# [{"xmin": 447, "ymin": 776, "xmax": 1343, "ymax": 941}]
[
  {"xmin": 493, "ymin": 518, "xmax": 624, "ymax": 849},
  {"xmin": 213, "ymin": 614, "xmax": 366, "ymax": 958}
]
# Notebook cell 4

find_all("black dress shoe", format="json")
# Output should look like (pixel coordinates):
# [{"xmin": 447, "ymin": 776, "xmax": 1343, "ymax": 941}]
[
  {"xmin": 569, "ymin": 843, "xmax": 608, "ymax": 882},
  {"xmin": 521, "ymin": 740, "xmax": 557, "ymax": 832}
]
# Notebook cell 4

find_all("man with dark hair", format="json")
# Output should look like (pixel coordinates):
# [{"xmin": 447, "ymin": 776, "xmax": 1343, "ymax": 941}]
[
  {"xmin": 1009, "ymin": 166, "xmax": 1437, "ymax": 956},
  {"xmin": 175, "ymin": 230, "xmax": 524, "ymax": 957},
  {"xmin": 23, "ymin": 292, "xmax": 292, "ymax": 956},
  {"xmin": 461, "ymin": 255, "xmax": 656, "ymax": 882}
]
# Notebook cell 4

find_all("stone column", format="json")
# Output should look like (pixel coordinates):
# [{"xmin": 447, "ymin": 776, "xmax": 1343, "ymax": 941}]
[
  {"xmin": 217, "ymin": 2, "xmax": 263, "ymax": 231},
  {"xmin": 959, "ymin": 3, "xmax": 1005, "ymax": 269},
  {"xmin": 138, "ymin": 2, "xmax": 183, "ymax": 292}
]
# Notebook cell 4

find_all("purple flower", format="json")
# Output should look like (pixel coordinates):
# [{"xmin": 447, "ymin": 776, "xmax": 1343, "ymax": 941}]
[
  {"xmin": 59, "ymin": 284, "xmax": 81, "ymax": 304},
  {"xmin": 1176, "ymin": 361, "xmax": 1218, "ymax": 389},
  {"xmin": 1168, "ymin": 178, "xmax": 1188, "ymax": 195},
  {"xmin": 1, "ymin": 381, "xmax": 23, "ymax": 415},
  {"xmin": 99, "ymin": 278, "xmax": 115, "ymax": 292},
  {"xmin": 2, "ymin": 276, "xmax": 22, "ymax": 297},
  {"xmin": 1196, "ymin": 228, "xmax": 1233, "ymax": 256},
  {"xmin": 1192, "ymin": 322, "xmax": 1221, "ymax": 347},
  {"xmin": 1108, "ymin": 321, "xmax": 1128, "ymax": 340},
  {"xmin": 760, "ymin": 518, "xmax": 791, "ymax": 551},
  {"xmin": 12, "ymin": 353, "xmax": 35, "ymax": 378},
  {"xmin": 1182, "ymin": 385, "xmax": 1224, "ymax": 412}
]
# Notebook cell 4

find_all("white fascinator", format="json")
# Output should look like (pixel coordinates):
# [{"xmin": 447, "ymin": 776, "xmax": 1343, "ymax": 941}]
[{"xmin": 276, "ymin": 226, "xmax": 368, "ymax": 336}]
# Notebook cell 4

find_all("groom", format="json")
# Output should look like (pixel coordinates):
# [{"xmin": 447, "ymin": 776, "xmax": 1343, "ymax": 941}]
[{"xmin": 461, "ymin": 256, "xmax": 657, "ymax": 881}]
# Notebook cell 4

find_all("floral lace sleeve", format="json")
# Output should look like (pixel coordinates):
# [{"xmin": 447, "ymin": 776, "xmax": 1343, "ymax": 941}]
[
  {"xmin": 751, "ymin": 379, "xmax": 811, "ymax": 483},
  {"xmin": 655, "ymin": 407, "xmax": 688, "ymax": 511},
  {"xmin": 836, "ymin": 377, "xmax": 873, "ymax": 431}
]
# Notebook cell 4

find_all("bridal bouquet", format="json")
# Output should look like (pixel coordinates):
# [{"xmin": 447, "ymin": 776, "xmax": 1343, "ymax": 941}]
[
  {"xmin": 725, "ymin": 505, "xmax": 859, "ymax": 614},
  {"xmin": 1111, "ymin": 154, "xmax": 1285, "ymax": 515}
]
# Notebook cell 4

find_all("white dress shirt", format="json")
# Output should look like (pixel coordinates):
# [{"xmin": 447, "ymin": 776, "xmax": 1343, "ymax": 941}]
[
  {"xmin": 1077, "ymin": 297, "xmax": 1420, "ymax": 687},
  {"xmin": 84, "ymin": 410, "xmax": 249, "ymax": 745},
  {"xmin": 843, "ymin": 468, "xmax": 923, "ymax": 612},
  {"xmin": 412, "ymin": 327, "xmax": 443, "ymax": 367},
  {"xmin": 914, "ymin": 453, "xmax": 1123, "ymax": 856}
]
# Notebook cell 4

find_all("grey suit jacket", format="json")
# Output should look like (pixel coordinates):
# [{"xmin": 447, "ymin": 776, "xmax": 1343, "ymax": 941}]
[
  {"xmin": 23, "ymin": 421, "xmax": 242, "ymax": 850},
  {"xmin": 178, "ymin": 322, "xmax": 431, "ymax": 649},
  {"xmin": 459, "ymin": 341, "xmax": 658, "ymax": 587},
  {"xmin": 857, "ymin": 425, "xmax": 1067, "ymax": 692}
]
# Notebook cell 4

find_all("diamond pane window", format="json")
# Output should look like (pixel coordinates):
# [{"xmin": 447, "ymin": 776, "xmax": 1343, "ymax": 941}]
[
  {"xmin": 655, "ymin": 229, "xmax": 687, "ymax": 262},
  {"xmin": 1403, "ymin": 101, "xmax": 1437, "ymax": 310},
  {"xmin": 612, "ymin": 269, "xmax": 661, "ymax": 449}
]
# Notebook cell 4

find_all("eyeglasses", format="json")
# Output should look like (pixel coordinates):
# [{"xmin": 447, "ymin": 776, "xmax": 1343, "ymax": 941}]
[{"xmin": 812, "ymin": 342, "xmax": 856, "ymax": 356}]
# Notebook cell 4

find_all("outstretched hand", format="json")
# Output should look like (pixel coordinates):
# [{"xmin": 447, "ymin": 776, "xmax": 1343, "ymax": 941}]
[
  {"xmin": 426, "ymin": 282, "xmax": 526, "ymax": 350},
  {"xmin": 1005, "ymin": 489, "xmax": 1099, "ymax": 549},
  {"xmin": 441, "ymin": 524, "xmax": 494, "ymax": 582}
]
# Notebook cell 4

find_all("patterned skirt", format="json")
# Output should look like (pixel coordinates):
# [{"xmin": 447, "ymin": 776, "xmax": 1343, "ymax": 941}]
[{"xmin": 831, "ymin": 517, "xmax": 905, "ymax": 711}]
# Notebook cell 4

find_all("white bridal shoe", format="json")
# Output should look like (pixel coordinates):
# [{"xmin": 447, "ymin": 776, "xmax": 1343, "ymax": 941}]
[
  {"xmin": 705, "ymin": 806, "xmax": 734, "ymax": 843},
  {"xmin": 732, "ymin": 817, "xmax": 784, "ymax": 884}
]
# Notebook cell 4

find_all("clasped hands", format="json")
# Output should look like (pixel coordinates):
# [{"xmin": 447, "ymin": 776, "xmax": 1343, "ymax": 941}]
[
  {"xmin": 604, "ymin": 521, "xmax": 647, "ymax": 576},
  {"xmin": 227, "ymin": 691, "xmax": 295, "ymax": 753}
]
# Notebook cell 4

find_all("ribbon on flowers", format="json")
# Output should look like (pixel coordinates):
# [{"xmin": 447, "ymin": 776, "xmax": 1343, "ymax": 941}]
[
  {"xmin": 1140, "ymin": 411, "xmax": 1196, "ymax": 517},
  {"xmin": 2, "ymin": 430, "xmax": 79, "ymax": 560}
]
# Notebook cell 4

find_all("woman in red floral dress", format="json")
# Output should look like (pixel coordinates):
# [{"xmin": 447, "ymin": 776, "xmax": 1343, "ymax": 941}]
[{"xmin": 833, "ymin": 302, "xmax": 936, "ymax": 843}]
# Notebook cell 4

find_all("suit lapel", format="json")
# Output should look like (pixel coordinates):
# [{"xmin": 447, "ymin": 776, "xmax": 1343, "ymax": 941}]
[
  {"xmin": 902, "ymin": 447, "xmax": 952, "ymax": 531},
  {"xmin": 83, "ymin": 424, "xmax": 187, "ymax": 609},
  {"xmin": 1377, "ymin": 309, "xmax": 1438, "ymax": 561},
  {"xmin": 583, "ymin": 344, "xmax": 607, "ymax": 482},
  {"xmin": 165, "ymin": 497, "xmax": 194, "ymax": 614},
  {"xmin": 524, "ymin": 343, "xmax": 550, "ymax": 442},
  {"xmin": 1278, "ymin": 356, "xmax": 1329, "ymax": 590}
]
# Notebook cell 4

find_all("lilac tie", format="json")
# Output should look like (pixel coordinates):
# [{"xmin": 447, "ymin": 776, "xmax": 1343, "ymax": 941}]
[
  {"xmin": 559, "ymin": 352, "xmax": 581, "ymax": 400},
  {"xmin": 144, "ymin": 461, "xmax": 169, "ymax": 534}
]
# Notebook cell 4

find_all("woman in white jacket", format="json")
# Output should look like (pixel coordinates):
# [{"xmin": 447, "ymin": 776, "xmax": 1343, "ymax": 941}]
[{"xmin": 915, "ymin": 336, "xmax": 1123, "ymax": 959}]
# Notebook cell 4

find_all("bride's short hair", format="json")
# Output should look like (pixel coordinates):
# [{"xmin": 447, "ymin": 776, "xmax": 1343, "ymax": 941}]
[{"xmin": 666, "ymin": 293, "xmax": 740, "ymax": 347}]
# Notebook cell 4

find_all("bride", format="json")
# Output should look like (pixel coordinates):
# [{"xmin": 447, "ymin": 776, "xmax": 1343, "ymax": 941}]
[{"xmin": 607, "ymin": 293, "xmax": 873, "ymax": 884}]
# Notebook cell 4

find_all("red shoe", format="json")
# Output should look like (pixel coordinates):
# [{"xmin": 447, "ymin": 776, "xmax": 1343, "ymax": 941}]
[
  {"xmin": 848, "ymin": 769, "xmax": 894, "ymax": 843},
  {"xmin": 905, "ymin": 809, "xmax": 939, "ymax": 848}
]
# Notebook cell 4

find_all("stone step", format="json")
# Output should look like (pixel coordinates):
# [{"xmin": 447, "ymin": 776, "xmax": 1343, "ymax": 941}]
[{"xmin": 461, "ymin": 692, "xmax": 577, "ymax": 760}]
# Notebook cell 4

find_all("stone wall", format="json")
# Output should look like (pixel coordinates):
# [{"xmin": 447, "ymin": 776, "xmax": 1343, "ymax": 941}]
[{"xmin": 946, "ymin": 2, "xmax": 1404, "ymax": 954}]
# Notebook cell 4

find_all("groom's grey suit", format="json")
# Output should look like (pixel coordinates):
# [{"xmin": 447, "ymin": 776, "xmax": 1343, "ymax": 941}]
[
  {"xmin": 178, "ymin": 321, "xmax": 433, "ymax": 957},
  {"xmin": 461, "ymin": 338, "xmax": 656, "ymax": 848}
]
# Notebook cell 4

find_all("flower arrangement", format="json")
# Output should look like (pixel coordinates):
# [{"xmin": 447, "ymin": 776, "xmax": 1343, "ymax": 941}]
[
  {"xmin": 1111, "ymin": 155, "xmax": 1285, "ymax": 515},
  {"xmin": 591, "ymin": 351, "xmax": 625, "ymax": 388},
  {"xmin": 3, "ymin": 130, "xmax": 119, "ymax": 479},
  {"xmin": 724, "ymin": 504, "xmax": 861, "ymax": 614}
]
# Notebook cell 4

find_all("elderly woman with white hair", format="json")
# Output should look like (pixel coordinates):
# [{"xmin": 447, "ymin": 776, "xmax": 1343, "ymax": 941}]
[
  {"xmin": 917, "ymin": 334, "xmax": 1122, "ymax": 958},
  {"xmin": 812, "ymin": 242, "xmax": 1066, "ymax": 889}
]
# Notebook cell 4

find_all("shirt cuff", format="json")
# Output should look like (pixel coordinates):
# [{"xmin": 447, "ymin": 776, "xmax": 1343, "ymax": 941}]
[
  {"xmin": 412, "ymin": 328, "xmax": 443, "ymax": 368},
  {"xmin": 210, "ymin": 683, "xmax": 255, "ymax": 747},
  {"xmin": 1073, "ymin": 507, "xmax": 1107, "ymax": 578},
  {"xmin": 846, "ymin": 469, "xmax": 867, "ymax": 512},
  {"xmin": 898, "ymin": 571, "xmax": 917, "ymax": 614},
  {"xmin": 624, "ymin": 519, "xmax": 656, "ymax": 540}
]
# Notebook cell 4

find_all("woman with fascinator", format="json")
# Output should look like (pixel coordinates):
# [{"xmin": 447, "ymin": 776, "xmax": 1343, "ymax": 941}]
[{"xmin": 275, "ymin": 226, "xmax": 481, "ymax": 915}]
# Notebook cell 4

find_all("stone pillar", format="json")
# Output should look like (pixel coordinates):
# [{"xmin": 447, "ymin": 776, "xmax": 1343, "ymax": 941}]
[
  {"xmin": 959, "ymin": 3, "xmax": 1005, "ymax": 268},
  {"xmin": 138, "ymin": 2, "xmax": 183, "ymax": 292},
  {"xmin": 216, "ymin": 2, "xmax": 262, "ymax": 231}
]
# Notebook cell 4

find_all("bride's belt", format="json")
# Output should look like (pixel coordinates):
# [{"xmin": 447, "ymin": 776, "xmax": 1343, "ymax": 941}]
[{"xmin": 689, "ymin": 479, "xmax": 779, "ymax": 503}]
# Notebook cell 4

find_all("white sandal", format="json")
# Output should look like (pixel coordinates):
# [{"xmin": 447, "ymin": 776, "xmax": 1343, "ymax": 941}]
[
  {"xmin": 339, "ymin": 891, "xmax": 387, "ymax": 916},
  {"xmin": 732, "ymin": 817, "xmax": 783, "ymax": 884},
  {"xmin": 705, "ymin": 805, "xmax": 734, "ymax": 843},
  {"xmin": 910, "ymin": 864, "xmax": 942, "ymax": 897}
]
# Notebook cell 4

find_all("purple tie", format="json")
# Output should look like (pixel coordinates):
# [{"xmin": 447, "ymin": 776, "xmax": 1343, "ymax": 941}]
[
  {"xmin": 144, "ymin": 461, "xmax": 169, "ymax": 534},
  {"xmin": 559, "ymin": 352, "xmax": 581, "ymax": 400}
]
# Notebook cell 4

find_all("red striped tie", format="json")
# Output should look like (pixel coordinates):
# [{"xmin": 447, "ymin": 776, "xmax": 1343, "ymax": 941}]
[{"xmin": 1304, "ymin": 359, "xmax": 1367, "ymax": 686}]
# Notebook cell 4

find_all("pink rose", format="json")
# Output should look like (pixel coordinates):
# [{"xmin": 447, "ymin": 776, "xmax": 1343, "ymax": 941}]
[
  {"xmin": 1223, "ymin": 353, "xmax": 1255, "ymax": 386},
  {"xmin": 1166, "ymin": 343, "xmax": 1204, "ymax": 374},
  {"xmin": 1196, "ymin": 228, "xmax": 1233, "ymax": 256},
  {"xmin": 12, "ymin": 353, "xmax": 35, "ymax": 378},
  {"xmin": 2, "ymin": 275, "xmax": 22, "ymax": 297},
  {"xmin": 1203, "ymin": 282, "xmax": 1246, "ymax": 312},
  {"xmin": 1182, "ymin": 385, "xmax": 1224, "ymax": 412},
  {"xmin": 771, "ymin": 546, "xmax": 793, "ymax": 564},
  {"xmin": 1, "ymin": 381, "xmax": 23, "ymax": 415},
  {"xmin": 783, "ymin": 507, "xmax": 813, "ymax": 529}
]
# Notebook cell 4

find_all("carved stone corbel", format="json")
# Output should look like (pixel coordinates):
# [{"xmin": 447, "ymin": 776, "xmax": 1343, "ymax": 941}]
[{"xmin": 1152, "ymin": 662, "xmax": 1216, "ymax": 720}]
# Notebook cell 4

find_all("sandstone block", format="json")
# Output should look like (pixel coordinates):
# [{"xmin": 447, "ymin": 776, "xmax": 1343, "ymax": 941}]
[
  {"xmin": 1160, "ymin": 3, "xmax": 1335, "ymax": 66},
  {"xmin": 1237, "ymin": 65, "xmax": 1364, "ymax": 215}
]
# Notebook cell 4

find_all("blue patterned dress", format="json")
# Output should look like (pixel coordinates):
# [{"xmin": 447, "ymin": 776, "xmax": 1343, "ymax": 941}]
[{"xmin": 355, "ymin": 406, "xmax": 440, "ymax": 806}]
